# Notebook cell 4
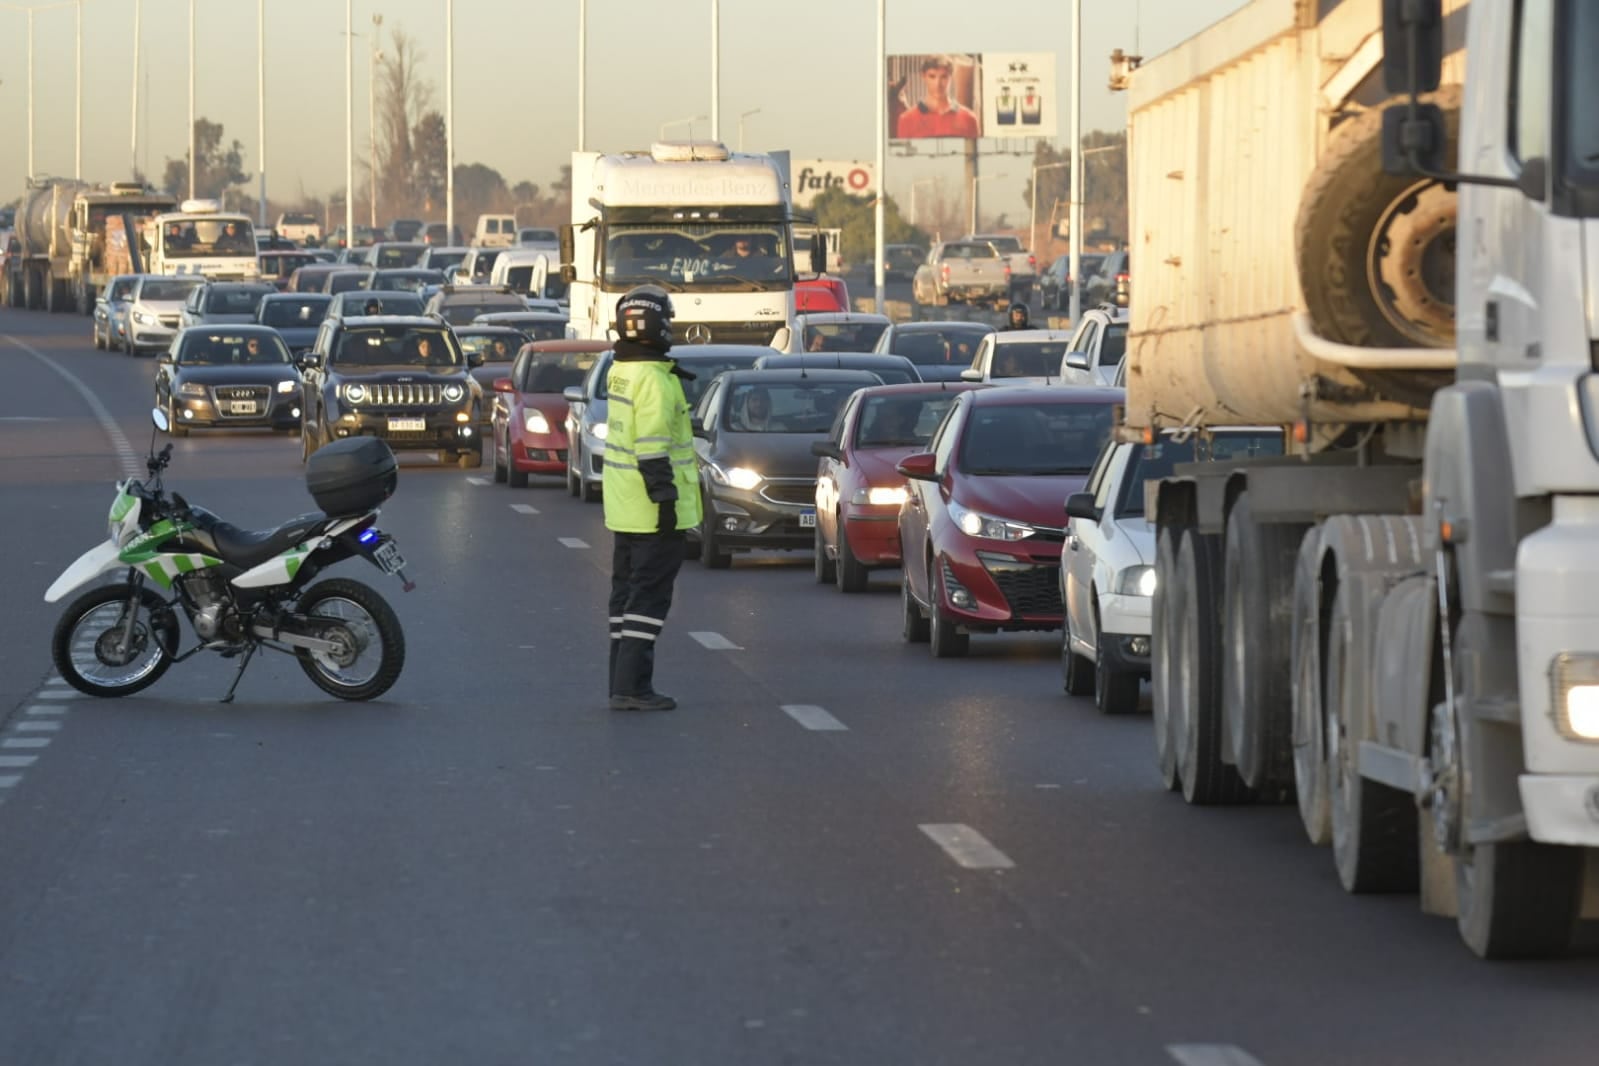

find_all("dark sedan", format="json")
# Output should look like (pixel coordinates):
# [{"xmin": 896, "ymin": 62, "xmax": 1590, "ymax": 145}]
[
  {"xmin": 257, "ymin": 293, "xmax": 332, "ymax": 354},
  {"xmin": 873, "ymin": 320, "xmax": 997, "ymax": 383},
  {"xmin": 154, "ymin": 326, "xmax": 303, "ymax": 438},
  {"xmin": 690, "ymin": 368, "xmax": 885, "ymax": 569},
  {"xmin": 897, "ymin": 386, "xmax": 1122, "ymax": 657},
  {"xmin": 371, "ymin": 268, "xmax": 446, "ymax": 293}
]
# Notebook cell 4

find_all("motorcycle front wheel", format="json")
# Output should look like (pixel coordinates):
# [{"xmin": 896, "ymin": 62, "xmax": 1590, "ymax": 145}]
[
  {"xmin": 293, "ymin": 578, "xmax": 405, "ymax": 701},
  {"xmin": 52, "ymin": 583, "xmax": 179, "ymax": 697}
]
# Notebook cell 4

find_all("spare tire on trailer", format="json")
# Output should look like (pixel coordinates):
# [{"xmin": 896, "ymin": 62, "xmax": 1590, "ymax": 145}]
[{"xmin": 1296, "ymin": 87, "xmax": 1461, "ymax": 403}]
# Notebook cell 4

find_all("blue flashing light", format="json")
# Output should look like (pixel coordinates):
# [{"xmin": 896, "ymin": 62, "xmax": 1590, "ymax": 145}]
[{"xmin": 358, "ymin": 528, "xmax": 380, "ymax": 545}]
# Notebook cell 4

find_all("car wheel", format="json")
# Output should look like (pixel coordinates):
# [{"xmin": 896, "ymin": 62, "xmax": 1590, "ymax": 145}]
[
  {"xmin": 1094, "ymin": 622, "xmax": 1142, "ymax": 715},
  {"xmin": 813, "ymin": 524, "xmax": 836, "ymax": 584},
  {"xmin": 166, "ymin": 399, "xmax": 189, "ymax": 438},
  {"xmin": 93, "ymin": 323, "xmax": 103, "ymax": 350},
  {"xmin": 492, "ymin": 432, "xmax": 508, "ymax": 483},
  {"xmin": 901, "ymin": 570, "xmax": 929, "ymax": 643},
  {"xmin": 566, "ymin": 446, "xmax": 582, "ymax": 497},
  {"xmin": 928, "ymin": 565, "xmax": 970, "ymax": 659},
  {"xmin": 581, "ymin": 474, "xmax": 602, "ymax": 503},
  {"xmin": 836, "ymin": 521, "xmax": 869, "ymax": 593},
  {"xmin": 1061, "ymin": 613, "xmax": 1093, "ymax": 696},
  {"xmin": 700, "ymin": 494, "xmax": 731, "ymax": 570}
]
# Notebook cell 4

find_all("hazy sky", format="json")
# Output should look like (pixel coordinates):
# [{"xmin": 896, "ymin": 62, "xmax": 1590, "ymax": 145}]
[{"xmin": 2, "ymin": 0, "xmax": 1247, "ymax": 228}]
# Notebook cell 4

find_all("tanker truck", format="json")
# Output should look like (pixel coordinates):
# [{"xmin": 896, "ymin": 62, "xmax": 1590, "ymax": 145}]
[
  {"xmin": 1126, "ymin": 0, "xmax": 1599, "ymax": 958},
  {"xmin": 3, "ymin": 179, "xmax": 175, "ymax": 313}
]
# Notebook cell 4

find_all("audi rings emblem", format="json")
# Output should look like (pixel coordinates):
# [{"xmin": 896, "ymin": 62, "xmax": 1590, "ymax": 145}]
[{"xmin": 684, "ymin": 324, "xmax": 713, "ymax": 344}]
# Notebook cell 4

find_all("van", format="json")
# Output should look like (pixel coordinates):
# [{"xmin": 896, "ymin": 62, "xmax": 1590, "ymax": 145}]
[{"xmin": 473, "ymin": 214, "xmax": 517, "ymax": 248}]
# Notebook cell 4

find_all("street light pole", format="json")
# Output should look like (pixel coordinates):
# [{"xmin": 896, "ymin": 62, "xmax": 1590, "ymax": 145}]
[
  {"xmin": 576, "ymin": 0, "xmax": 586, "ymax": 151},
  {"xmin": 74, "ymin": 0, "xmax": 81, "ymax": 180},
  {"xmin": 446, "ymin": 0, "xmax": 455, "ymax": 242},
  {"xmin": 737, "ymin": 108, "xmax": 760, "ymax": 152},
  {"xmin": 1069, "ymin": 0, "xmax": 1084, "ymax": 324},
  {"xmin": 369, "ymin": 13, "xmax": 383, "ymax": 230},
  {"xmin": 709, "ymin": 0, "xmax": 720, "ymax": 142},
  {"xmin": 26, "ymin": 7, "xmax": 34, "ymax": 182},
  {"xmin": 188, "ymin": 0, "xmax": 196, "ymax": 200},
  {"xmin": 131, "ymin": 0, "xmax": 141, "ymax": 178},
  {"xmin": 258, "ymin": 0, "xmax": 267, "ymax": 227},
  {"xmin": 1030, "ymin": 160, "xmax": 1071, "ymax": 263},
  {"xmin": 873, "ymin": 0, "xmax": 885, "ymax": 315},
  {"xmin": 345, "ymin": 0, "xmax": 353, "ymax": 246},
  {"xmin": 969, "ymin": 173, "xmax": 1007, "ymax": 235},
  {"xmin": 659, "ymin": 115, "xmax": 707, "ymax": 141}
]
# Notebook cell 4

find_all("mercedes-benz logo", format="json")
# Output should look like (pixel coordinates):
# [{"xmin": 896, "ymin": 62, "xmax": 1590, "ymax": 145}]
[{"xmin": 684, "ymin": 324, "xmax": 713, "ymax": 344}]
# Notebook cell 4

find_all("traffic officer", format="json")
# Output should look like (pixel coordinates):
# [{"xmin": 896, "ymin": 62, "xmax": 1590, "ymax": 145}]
[
  {"xmin": 602, "ymin": 285, "xmax": 702, "ymax": 711},
  {"xmin": 1003, "ymin": 302, "xmax": 1032, "ymax": 331}
]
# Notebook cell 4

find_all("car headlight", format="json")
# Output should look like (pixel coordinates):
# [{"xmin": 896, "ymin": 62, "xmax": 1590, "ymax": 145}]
[
  {"xmin": 275, "ymin": 380, "xmax": 298, "ymax": 394},
  {"xmin": 1551, "ymin": 654, "xmax": 1599, "ymax": 741},
  {"xmin": 523, "ymin": 410, "xmax": 551, "ymax": 434},
  {"xmin": 708, "ymin": 463, "xmax": 762, "ymax": 491},
  {"xmin": 591, "ymin": 421, "xmax": 609, "ymax": 441},
  {"xmin": 949, "ymin": 499, "xmax": 1034, "ymax": 541},
  {"xmin": 1114, "ymin": 565, "xmax": 1157, "ymax": 597},
  {"xmin": 177, "ymin": 382, "xmax": 208, "ymax": 397},
  {"xmin": 442, "ymin": 383, "xmax": 466, "ymax": 404},
  {"xmin": 132, "ymin": 310, "xmax": 155, "ymax": 324},
  {"xmin": 852, "ymin": 485, "xmax": 908, "ymax": 507},
  {"xmin": 343, "ymin": 383, "xmax": 367, "ymax": 404}
]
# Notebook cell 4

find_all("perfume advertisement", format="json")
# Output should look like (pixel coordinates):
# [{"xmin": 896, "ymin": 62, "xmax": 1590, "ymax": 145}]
[{"xmin": 979, "ymin": 52, "xmax": 1057, "ymax": 139}]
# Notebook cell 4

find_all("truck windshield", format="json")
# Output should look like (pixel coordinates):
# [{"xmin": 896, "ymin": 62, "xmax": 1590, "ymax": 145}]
[
  {"xmin": 159, "ymin": 216, "xmax": 256, "ymax": 258},
  {"xmin": 604, "ymin": 223, "xmax": 792, "ymax": 291},
  {"xmin": 1566, "ymin": 3, "xmax": 1599, "ymax": 183}
]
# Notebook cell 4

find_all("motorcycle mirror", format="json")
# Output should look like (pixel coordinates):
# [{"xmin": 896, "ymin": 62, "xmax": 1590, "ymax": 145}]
[{"xmin": 151, "ymin": 407, "xmax": 170, "ymax": 432}]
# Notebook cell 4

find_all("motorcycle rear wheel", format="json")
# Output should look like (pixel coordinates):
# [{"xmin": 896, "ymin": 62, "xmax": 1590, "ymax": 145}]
[
  {"xmin": 52, "ymin": 583, "xmax": 178, "ymax": 697},
  {"xmin": 293, "ymin": 578, "xmax": 405, "ymax": 701}
]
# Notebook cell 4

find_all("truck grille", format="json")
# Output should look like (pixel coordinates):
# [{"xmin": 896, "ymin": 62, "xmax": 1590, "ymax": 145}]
[
  {"xmin": 759, "ymin": 479, "xmax": 817, "ymax": 506},
  {"xmin": 364, "ymin": 383, "xmax": 444, "ymax": 406},
  {"xmin": 981, "ymin": 557, "xmax": 1062, "ymax": 618},
  {"xmin": 680, "ymin": 320, "xmax": 784, "ymax": 346}
]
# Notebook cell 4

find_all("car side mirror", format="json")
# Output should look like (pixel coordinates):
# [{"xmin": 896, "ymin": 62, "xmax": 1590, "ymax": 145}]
[
  {"xmin": 1064, "ymin": 351, "xmax": 1090, "ymax": 372},
  {"xmin": 467, "ymin": 352, "xmax": 485, "ymax": 368},
  {"xmin": 959, "ymin": 368, "xmax": 982, "ymax": 382},
  {"xmin": 1064, "ymin": 492, "xmax": 1100, "ymax": 521},
  {"xmin": 151, "ymin": 407, "xmax": 169, "ymax": 432},
  {"xmin": 809, "ymin": 234, "xmax": 824, "ymax": 276},
  {"xmin": 811, "ymin": 440, "xmax": 842, "ymax": 460},
  {"xmin": 896, "ymin": 452, "xmax": 938, "ymax": 481},
  {"xmin": 492, "ymin": 376, "xmax": 515, "ymax": 393},
  {"xmin": 563, "ymin": 386, "xmax": 585, "ymax": 403},
  {"xmin": 692, "ymin": 423, "xmax": 711, "ymax": 439}
]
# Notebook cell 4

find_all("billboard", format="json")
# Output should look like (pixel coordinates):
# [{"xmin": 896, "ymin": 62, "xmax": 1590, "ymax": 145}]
[
  {"xmin": 792, "ymin": 161, "xmax": 877, "ymax": 210},
  {"xmin": 887, "ymin": 52, "xmax": 1055, "ymax": 141}
]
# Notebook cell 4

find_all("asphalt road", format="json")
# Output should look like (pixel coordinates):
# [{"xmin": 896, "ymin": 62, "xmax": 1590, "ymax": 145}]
[{"xmin": 1, "ymin": 306, "xmax": 1597, "ymax": 1066}]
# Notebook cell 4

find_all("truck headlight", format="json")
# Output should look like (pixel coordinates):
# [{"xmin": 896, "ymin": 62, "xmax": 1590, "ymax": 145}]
[
  {"xmin": 1114, "ymin": 565, "xmax": 1157, "ymax": 597},
  {"xmin": 442, "ymin": 383, "xmax": 466, "ymax": 404},
  {"xmin": 523, "ymin": 410, "xmax": 551, "ymax": 434},
  {"xmin": 1551, "ymin": 654, "xmax": 1599, "ymax": 740}
]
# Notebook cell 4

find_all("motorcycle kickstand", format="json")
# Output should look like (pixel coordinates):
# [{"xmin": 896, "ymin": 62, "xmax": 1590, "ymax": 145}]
[{"xmin": 218, "ymin": 643, "xmax": 258, "ymax": 704}]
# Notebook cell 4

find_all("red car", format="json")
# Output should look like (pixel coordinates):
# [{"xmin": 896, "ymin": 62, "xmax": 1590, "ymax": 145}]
[
  {"xmin": 489, "ymin": 339, "xmax": 609, "ymax": 487},
  {"xmin": 812, "ymin": 382, "xmax": 982, "ymax": 592},
  {"xmin": 896, "ymin": 386, "xmax": 1123, "ymax": 657},
  {"xmin": 795, "ymin": 275, "xmax": 850, "ymax": 313}
]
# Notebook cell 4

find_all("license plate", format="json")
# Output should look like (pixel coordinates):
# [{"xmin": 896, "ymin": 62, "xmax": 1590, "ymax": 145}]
[
  {"xmin": 799, "ymin": 510, "xmax": 817, "ymax": 528},
  {"xmin": 229, "ymin": 401, "xmax": 258, "ymax": 414},
  {"xmin": 388, "ymin": 418, "xmax": 426, "ymax": 432},
  {"xmin": 372, "ymin": 539, "xmax": 406, "ymax": 574}
]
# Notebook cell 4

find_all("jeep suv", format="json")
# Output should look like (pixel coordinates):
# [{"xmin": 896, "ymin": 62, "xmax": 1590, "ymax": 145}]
[{"xmin": 300, "ymin": 315, "xmax": 485, "ymax": 468}]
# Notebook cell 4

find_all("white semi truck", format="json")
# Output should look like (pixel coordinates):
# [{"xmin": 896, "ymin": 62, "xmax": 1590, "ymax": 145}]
[
  {"xmin": 143, "ymin": 200, "xmax": 262, "ymax": 281},
  {"xmin": 560, "ymin": 141, "xmax": 815, "ymax": 345},
  {"xmin": 1127, "ymin": 0, "xmax": 1599, "ymax": 958}
]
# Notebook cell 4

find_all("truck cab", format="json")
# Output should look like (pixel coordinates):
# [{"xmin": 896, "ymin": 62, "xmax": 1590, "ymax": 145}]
[{"xmin": 144, "ymin": 201, "xmax": 262, "ymax": 281}]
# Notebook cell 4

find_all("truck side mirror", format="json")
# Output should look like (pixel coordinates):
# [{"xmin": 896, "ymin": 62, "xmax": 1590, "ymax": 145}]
[
  {"xmin": 810, "ymin": 234, "xmax": 824, "ymax": 276},
  {"xmin": 559, "ymin": 225, "xmax": 577, "ymax": 285},
  {"xmin": 1380, "ymin": 0, "xmax": 1442, "ymax": 95}
]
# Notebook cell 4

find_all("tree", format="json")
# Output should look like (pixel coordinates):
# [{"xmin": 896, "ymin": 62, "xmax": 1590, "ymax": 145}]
[
  {"xmin": 161, "ymin": 118, "xmax": 249, "ymax": 201},
  {"xmin": 412, "ymin": 110, "xmax": 447, "ymax": 214},
  {"xmin": 1019, "ymin": 131, "xmax": 1128, "ymax": 251},
  {"xmin": 374, "ymin": 27, "xmax": 433, "ymax": 218},
  {"xmin": 808, "ymin": 187, "xmax": 925, "ymax": 266}
]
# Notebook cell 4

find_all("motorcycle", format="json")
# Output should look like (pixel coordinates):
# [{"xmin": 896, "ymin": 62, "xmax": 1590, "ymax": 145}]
[{"xmin": 44, "ymin": 407, "xmax": 414, "ymax": 703}]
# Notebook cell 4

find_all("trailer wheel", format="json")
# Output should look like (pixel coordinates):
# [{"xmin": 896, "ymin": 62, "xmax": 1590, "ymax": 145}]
[
  {"xmin": 1151, "ymin": 524, "xmax": 1182, "ymax": 791},
  {"xmin": 1291, "ymin": 529, "xmax": 1332, "ymax": 845},
  {"xmin": 43, "ymin": 267, "xmax": 64, "ymax": 313},
  {"xmin": 1327, "ymin": 583, "xmax": 1419, "ymax": 893},
  {"xmin": 1222, "ymin": 493, "xmax": 1305, "ymax": 797},
  {"xmin": 1175, "ymin": 528, "xmax": 1253, "ymax": 805},
  {"xmin": 22, "ymin": 264, "xmax": 40, "ymax": 310}
]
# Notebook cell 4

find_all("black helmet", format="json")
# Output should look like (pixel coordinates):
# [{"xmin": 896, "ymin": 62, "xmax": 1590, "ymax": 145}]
[
  {"xmin": 615, "ymin": 285, "xmax": 674, "ymax": 351},
  {"xmin": 1008, "ymin": 302, "xmax": 1030, "ymax": 327}
]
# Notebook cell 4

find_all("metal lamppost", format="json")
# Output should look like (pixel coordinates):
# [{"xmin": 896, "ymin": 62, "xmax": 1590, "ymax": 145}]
[
  {"xmin": 873, "ymin": 0, "xmax": 885, "ymax": 315},
  {"xmin": 969, "ymin": 173, "xmax": 1007, "ymax": 234},
  {"xmin": 660, "ymin": 115, "xmax": 707, "ymax": 141},
  {"xmin": 737, "ymin": 108, "xmax": 760, "ymax": 152},
  {"xmin": 345, "ymin": 0, "xmax": 354, "ymax": 246},
  {"xmin": 709, "ymin": 0, "xmax": 720, "ymax": 142},
  {"xmin": 369, "ymin": 13, "xmax": 383, "ymax": 230},
  {"xmin": 188, "ymin": 0, "xmax": 196, "ymax": 200},
  {"xmin": 445, "ymin": 0, "xmax": 455, "ymax": 242},
  {"xmin": 576, "ymin": 0, "xmax": 587, "ymax": 151},
  {"xmin": 258, "ymin": 0, "xmax": 267, "ymax": 226},
  {"xmin": 1029, "ymin": 160, "xmax": 1071, "ymax": 262}
]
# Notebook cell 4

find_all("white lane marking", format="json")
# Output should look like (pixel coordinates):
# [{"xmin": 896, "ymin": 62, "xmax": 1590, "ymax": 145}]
[
  {"xmin": 690, "ymin": 631, "xmax": 742, "ymax": 651},
  {"xmin": 0, "ymin": 416, "xmax": 58, "ymax": 422},
  {"xmin": 0, "ymin": 775, "xmax": 21, "ymax": 789},
  {"xmin": 44, "ymin": 677, "xmax": 67, "ymax": 685},
  {"xmin": 1167, "ymin": 1045, "xmax": 1268, "ymax": 1066},
  {"xmin": 510, "ymin": 503, "xmax": 540, "ymax": 515},
  {"xmin": 918, "ymin": 824, "xmax": 1015, "ymax": 870},
  {"xmin": 467, "ymin": 477, "xmax": 491, "ymax": 486},
  {"xmin": 781, "ymin": 704, "xmax": 848, "ymax": 731},
  {"xmin": 35, "ymin": 690, "xmax": 82, "ymax": 700},
  {"xmin": 2, "ymin": 738, "xmax": 52, "ymax": 750},
  {"xmin": 15, "ymin": 722, "xmax": 63, "ymax": 733},
  {"xmin": 0, "ymin": 756, "xmax": 39, "ymax": 768},
  {"xmin": 3, "ymin": 333, "xmax": 142, "ymax": 477},
  {"xmin": 558, "ymin": 537, "xmax": 589, "ymax": 549},
  {"xmin": 27, "ymin": 705, "xmax": 68, "ymax": 716}
]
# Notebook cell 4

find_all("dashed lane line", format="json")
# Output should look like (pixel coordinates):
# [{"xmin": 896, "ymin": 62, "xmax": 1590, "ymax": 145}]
[
  {"xmin": 689, "ymin": 631, "xmax": 742, "ymax": 651},
  {"xmin": 780, "ymin": 704, "xmax": 848, "ymax": 731},
  {"xmin": 558, "ymin": 537, "xmax": 589, "ymax": 549},
  {"xmin": 2, "ymin": 738, "xmax": 52, "ymax": 750},
  {"xmin": 0, "ymin": 776, "xmax": 22, "ymax": 789},
  {"xmin": 510, "ymin": 503, "xmax": 540, "ymax": 515},
  {"xmin": 0, "ymin": 756, "xmax": 39, "ymax": 768},
  {"xmin": 1167, "ymin": 1045, "xmax": 1268, "ymax": 1066},
  {"xmin": 918, "ymin": 824, "xmax": 1015, "ymax": 870},
  {"xmin": 26, "ymin": 705, "xmax": 67, "ymax": 716},
  {"xmin": 466, "ymin": 477, "xmax": 491, "ymax": 486},
  {"xmin": 3, "ymin": 333, "xmax": 142, "ymax": 478},
  {"xmin": 35, "ymin": 690, "xmax": 82, "ymax": 700}
]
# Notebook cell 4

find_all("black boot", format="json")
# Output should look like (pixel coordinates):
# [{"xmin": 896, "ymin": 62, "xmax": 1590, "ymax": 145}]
[
  {"xmin": 610, "ymin": 637, "xmax": 675, "ymax": 711},
  {"xmin": 608, "ymin": 637, "xmax": 620, "ymax": 700}
]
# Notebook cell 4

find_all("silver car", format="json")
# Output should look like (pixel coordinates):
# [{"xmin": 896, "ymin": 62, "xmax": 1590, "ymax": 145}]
[
  {"xmin": 180, "ymin": 281, "xmax": 278, "ymax": 328},
  {"xmin": 125, "ymin": 275, "xmax": 205, "ymax": 355},
  {"xmin": 93, "ymin": 274, "xmax": 139, "ymax": 352}
]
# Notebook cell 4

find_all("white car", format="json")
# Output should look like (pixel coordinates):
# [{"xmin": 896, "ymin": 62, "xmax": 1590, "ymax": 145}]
[
  {"xmin": 1057, "ymin": 305, "xmax": 1129, "ymax": 387},
  {"xmin": 959, "ymin": 328, "xmax": 1073, "ymax": 385},
  {"xmin": 779, "ymin": 311, "xmax": 891, "ymax": 355},
  {"xmin": 1060, "ymin": 426, "xmax": 1285, "ymax": 714},
  {"xmin": 124, "ymin": 275, "xmax": 205, "ymax": 355}
]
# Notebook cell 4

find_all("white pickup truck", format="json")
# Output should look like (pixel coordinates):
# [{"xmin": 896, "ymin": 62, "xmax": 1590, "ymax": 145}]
[
  {"xmin": 911, "ymin": 240, "xmax": 1011, "ymax": 308},
  {"xmin": 968, "ymin": 233, "xmax": 1037, "ymax": 300}
]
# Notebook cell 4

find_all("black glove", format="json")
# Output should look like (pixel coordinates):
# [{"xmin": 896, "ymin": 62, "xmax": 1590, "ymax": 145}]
[{"xmin": 658, "ymin": 498, "xmax": 678, "ymax": 534}]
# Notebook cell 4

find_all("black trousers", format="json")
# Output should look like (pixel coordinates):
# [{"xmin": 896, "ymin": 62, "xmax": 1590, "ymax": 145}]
[{"xmin": 608, "ymin": 530, "xmax": 686, "ymax": 698}]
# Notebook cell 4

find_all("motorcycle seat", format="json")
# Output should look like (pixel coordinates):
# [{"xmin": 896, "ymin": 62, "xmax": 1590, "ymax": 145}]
[{"xmin": 191, "ymin": 509, "xmax": 330, "ymax": 570}]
